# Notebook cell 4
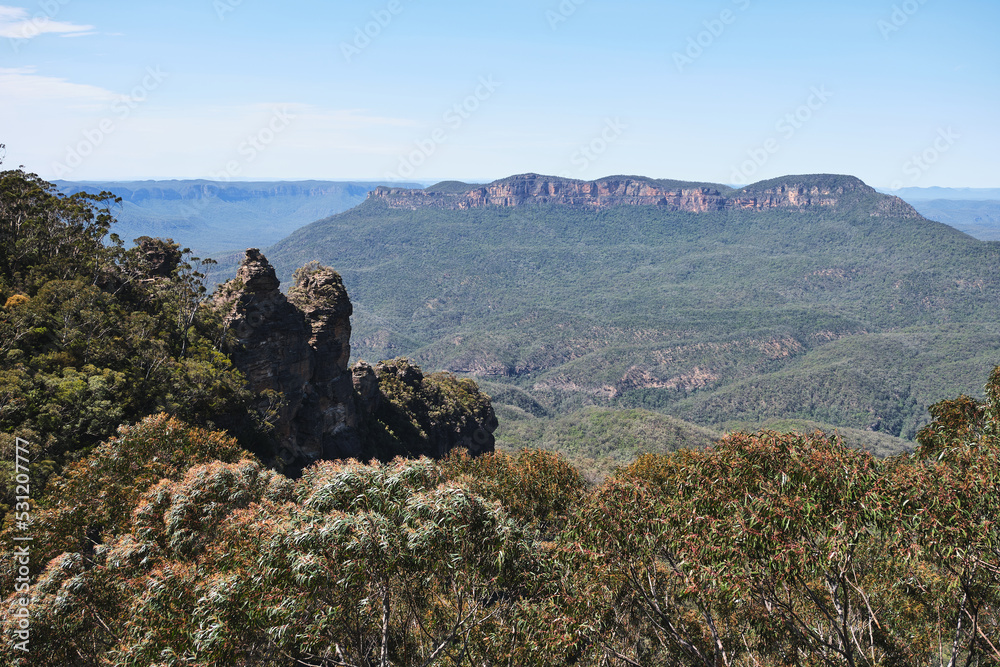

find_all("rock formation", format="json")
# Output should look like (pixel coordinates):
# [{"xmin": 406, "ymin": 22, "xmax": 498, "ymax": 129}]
[
  {"xmin": 135, "ymin": 236, "xmax": 182, "ymax": 277},
  {"xmin": 215, "ymin": 250, "xmax": 497, "ymax": 473},
  {"xmin": 370, "ymin": 174, "xmax": 729, "ymax": 211},
  {"xmin": 362, "ymin": 358, "xmax": 498, "ymax": 460},
  {"xmin": 215, "ymin": 250, "xmax": 362, "ymax": 474},
  {"xmin": 369, "ymin": 173, "xmax": 923, "ymax": 218}
]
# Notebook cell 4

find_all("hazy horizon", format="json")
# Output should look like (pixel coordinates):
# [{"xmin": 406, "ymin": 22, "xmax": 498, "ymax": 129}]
[{"xmin": 46, "ymin": 175, "xmax": 1000, "ymax": 197}]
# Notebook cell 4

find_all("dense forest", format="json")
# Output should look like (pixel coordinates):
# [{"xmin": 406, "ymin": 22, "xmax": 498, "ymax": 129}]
[{"xmin": 1, "ymin": 167, "xmax": 998, "ymax": 665}]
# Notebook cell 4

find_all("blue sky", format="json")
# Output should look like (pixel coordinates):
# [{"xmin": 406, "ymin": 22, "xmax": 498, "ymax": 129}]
[{"xmin": 1, "ymin": 0, "xmax": 997, "ymax": 187}]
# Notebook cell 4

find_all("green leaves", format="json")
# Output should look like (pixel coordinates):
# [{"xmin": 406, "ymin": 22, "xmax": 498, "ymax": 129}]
[
  {"xmin": 2, "ymin": 424, "xmax": 539, "ymax": 665},
  {"xmin": 571, "ymin": 426, "xmax": 999, "ymax": 666},
  {"xmin": 3, "ymin": 408, "xmax": 999, "ymax": 665},
  {"xmin": 0, "ymin": 170, "xmax": 268, "ymax": 492}
]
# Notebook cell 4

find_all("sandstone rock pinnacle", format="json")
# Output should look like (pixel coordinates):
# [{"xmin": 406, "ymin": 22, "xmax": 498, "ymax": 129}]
[{"xmin": 217, "ymin": 249, "xmax": 361, "ymax": 474}]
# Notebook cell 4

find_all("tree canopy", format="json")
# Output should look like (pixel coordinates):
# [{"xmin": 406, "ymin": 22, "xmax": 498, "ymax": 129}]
[{"xmin": 2, "ymin": 371, "xmax": 998, "ymax": 665}]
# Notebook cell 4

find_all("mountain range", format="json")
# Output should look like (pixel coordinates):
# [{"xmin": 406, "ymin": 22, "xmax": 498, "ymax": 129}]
[
  {"xmin": 876, "ymin": 186, "xmax": 1000, "ymax": 240},
  {"xmin": 54, "ymin": 179, "xmax": 423, "ymax": 255}
]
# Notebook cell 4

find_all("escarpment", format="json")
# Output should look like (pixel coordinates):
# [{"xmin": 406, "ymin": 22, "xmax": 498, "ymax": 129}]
[
  {"xmin": 215, "ymin": 249, "xmax": 497, "ymax": 474},
  {"xmin": 369, "ymin": 173, "xmax": 923, "ymax": 218}
]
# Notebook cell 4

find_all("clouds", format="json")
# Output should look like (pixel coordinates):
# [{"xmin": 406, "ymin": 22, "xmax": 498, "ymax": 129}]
[
  {"xmin": 0, "ymin": 67, "xmax": 114, "ymax": 104},
  {"xmin": 0, "ymin": 4, "xmax": 93, "ymax": 40}
]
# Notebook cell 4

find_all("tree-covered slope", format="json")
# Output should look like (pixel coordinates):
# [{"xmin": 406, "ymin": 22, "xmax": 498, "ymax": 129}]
[
  {"xmin": 495, "ymin": 406, "xmax": 721, "ymax": 480},
  {"xmin": 908, "ymin": 199, "xmax": 1000, "ymax": 240}
]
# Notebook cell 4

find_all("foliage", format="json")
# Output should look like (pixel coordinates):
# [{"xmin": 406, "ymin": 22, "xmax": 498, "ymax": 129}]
[
  {"xmin": 3, "ymin": 364, "xmax": 1000, "ymax": 665},
  {"xmin": 364, "ymin": 358, "xmax": 497, "ymax": 461},
  {"xmin": 721, "ymin": 417, "xmax": 913, "ymax": 457},
  {"xmin": 441, "ymin": 447, "xmax": 586, "ymax": 540},
  {"xmin": 496, "ymin": 406, "xmax": 720, "ymax": 480},
  {"xmin": 1, "ymin": 423, "xmax": 538, "ymax": 666},
  {"xmin": 0, "ymin": 169, "xmax": 265, "ymax": 508},
  {"xmin": 0, "ymin": 413, "xmax": 247, "ymax": 590}
]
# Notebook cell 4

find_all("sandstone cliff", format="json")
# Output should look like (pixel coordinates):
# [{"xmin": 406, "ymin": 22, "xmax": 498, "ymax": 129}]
[
  {"xmin": 369, "ymin": 173, "xmax": 922, "ymax": 218},
  {"xmin": 215, "ymin": 250, "xmax": 496, "ymax": 473}
]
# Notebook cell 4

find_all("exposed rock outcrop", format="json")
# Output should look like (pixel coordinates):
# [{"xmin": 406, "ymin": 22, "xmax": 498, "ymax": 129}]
[
  {"xmin": 364, "ymin": 358, "xmax": 498, "ymax": 459},
  {"xmin": 215, "ymin": 250, "xmax": 497, "ymax": 473},
  {"xmin": 136, "ymin": 236, "xmax": 182, "ymax": 277},
  {"xmin": 216, "ymin": 250, "xmax": 361, "ymax": 474},
  {"xmin": 369, "ymin": 173, "xmax": 924, "ymax": 219},
  {"xmin": 371, "ymin": 174, "xmax": 729, "ymax": 211}
]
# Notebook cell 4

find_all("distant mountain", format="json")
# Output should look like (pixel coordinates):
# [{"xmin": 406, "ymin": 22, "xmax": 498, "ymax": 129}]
[
  {"xmin": 878, "ymin": 187, "xmax": 1000, "ymax": 241},
  {"xmin": 374, "ymin": 173, "xmax": 920, "ymax": 217},
  {"xmin": 54, "ymin": 179, "xmax": 423, "ymax": 255},
  {"xmin": 906, "ymin": 199, "xmax": 1000, "ymax": 241},
  {"xmin": 882, "ymin": 186, "xmax": 1000, "ymax": 201},
  {"xmin": 256, "ymin": 173, "xmax": 1000, "ymax": 450}
]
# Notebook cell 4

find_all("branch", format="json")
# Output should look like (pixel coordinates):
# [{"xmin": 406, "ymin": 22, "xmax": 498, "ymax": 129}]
[
  {"xmin": 380, "ymin": 587, "xmax": 391, "ymax": 667},
  {"xmin": 962, "ymin": 603, "xmax": 1000, "ymax": 662}
]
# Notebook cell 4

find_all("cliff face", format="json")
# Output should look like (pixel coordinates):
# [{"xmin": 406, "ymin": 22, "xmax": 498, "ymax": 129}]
[
  {"xmin": 215, "ymin": 250, "xmax": 496, "ymax": 473},
  {"xmin": 370, "ymin": 173, "xmax": 923, "ymax": 218},
  {"xmin": 371, "ymin": 174, "xmax": 729, "ymax": 211}
]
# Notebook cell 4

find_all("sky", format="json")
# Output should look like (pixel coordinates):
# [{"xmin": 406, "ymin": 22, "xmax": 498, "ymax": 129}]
[{"xmin": 1, "ymin": 0, "xmax": 997, "ymax": 188}]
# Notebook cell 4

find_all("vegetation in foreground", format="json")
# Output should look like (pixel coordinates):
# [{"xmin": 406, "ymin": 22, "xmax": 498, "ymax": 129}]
[{"xmin": 1, "ymin": 371, "xmax": 998, "ymax": 665}]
